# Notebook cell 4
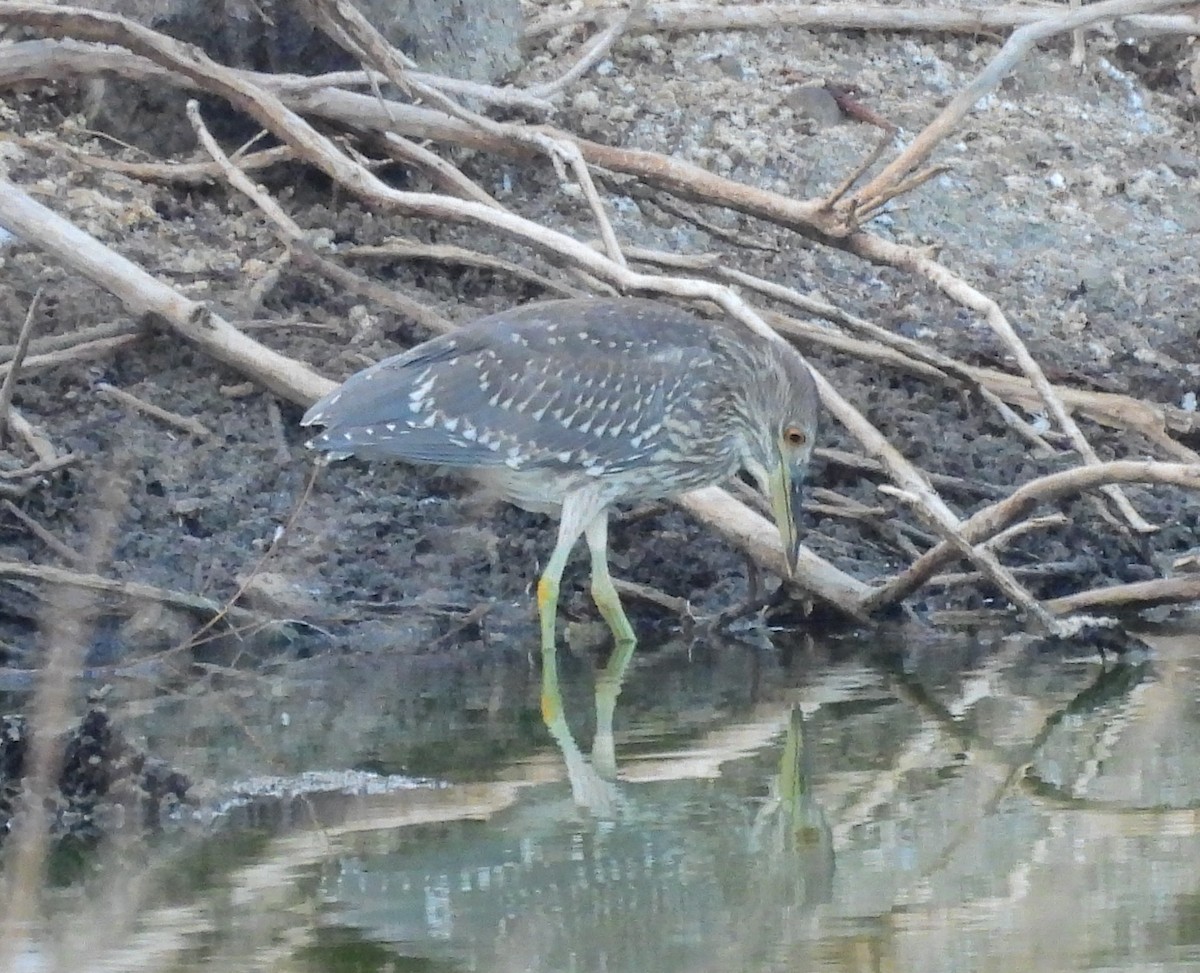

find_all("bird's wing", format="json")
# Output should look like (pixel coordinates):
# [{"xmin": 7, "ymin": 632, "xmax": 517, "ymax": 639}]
[{"xmin": 302, "ymin": 301, "xmax": 722, "ymax": 470}]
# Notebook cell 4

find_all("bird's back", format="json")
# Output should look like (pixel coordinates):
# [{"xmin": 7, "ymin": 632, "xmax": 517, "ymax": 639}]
[{"xmin": 302, "ymin": 300, "xmax": 751, "ymax": 496}]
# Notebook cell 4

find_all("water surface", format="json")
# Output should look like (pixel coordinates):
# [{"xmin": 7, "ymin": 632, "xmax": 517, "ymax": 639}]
[{"xmin": 16, "ymin": 627, "xmax": 1200, "ymax": 972}]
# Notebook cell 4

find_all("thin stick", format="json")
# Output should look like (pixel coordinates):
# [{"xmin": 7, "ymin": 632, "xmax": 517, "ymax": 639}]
[
  {"xmin": 525, "ymin": 3, "xmax": 1199, "ymax": 40},
  {"xmin": 819, "ymin": 131, "xmax": 893, "ymax": 211},
  {"xmin": 0, "ymin": 454, "xmax": 79, "ymax": 481},
  {"xmin": 527, "ymin": 0, "xmax": 646, "ymax": 99},
  {"xmin": 612, "ymin": 576, "xmax": 693, "ymax": 619},
  {"xmin": 185, "ymin": 99, "xmax": 454, "ymax": 336},
  {"xmin": 0, "ymin": 319, "xmax": 136, "ymax": 361},
  {"xmin": 1045, "ymin": 575, "xmax": 1200, "ymax": 614},
  {"xmin": 0, "ymin": 558, "xmax": 267, "ymax": 625},
  {"xmin": 380, "ymin": 131, "xmax": 501, "ymax": 207},
  {"xmin": 878, "ymin": 483, "xmax": 1058, "ymax": 630},
  {"xmin": 0, "ymin": 334, "xmax": 142, "ymax": 383},
  {"xmin": 978, "ymin": 387, "xmax": 1058, "ymax": 456},
  {"xmin": 847, "ymin": 232, "xmax": 1158, "ymax": 531},
  {"xmin": 5, "ymin": 407, "xmax": 56, "ymax": 464},
  {"xmin": 23, "ymin": 135, "xmax": 295, "ymax": 185},
  {"xmin": 344, "ymin": 240, "xmax": 582, "ymax": 297},
  {"xmin": 95, "ymin": 382, "xmax": 213, "ymax": 439},
  {"xmin": 984, "ymin": 513, "xmax": 1070, "ymax": 550},
  {"xmin": 0, "ymin": 287, "xmax": 41, "ymax": 445},
  {"xmin": 1, "ymin": 499, "xmax": 86, "ymax": 566},
  {"xmin": 864, "ymin": 461, "xmax": 1200, "ymax": 613},
  {"xmin": 852, "ymin": 0, "xmax": 1191, "ymax": 210}
]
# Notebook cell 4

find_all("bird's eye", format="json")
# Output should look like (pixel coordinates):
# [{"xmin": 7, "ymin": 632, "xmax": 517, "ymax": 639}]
[{"xmin": 783, "ymin": 426, "xmax": 807, "ymax": 447}]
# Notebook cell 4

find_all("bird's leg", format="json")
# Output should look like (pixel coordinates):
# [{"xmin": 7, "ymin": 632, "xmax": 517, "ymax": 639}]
[
  {"xmin": 584, "ymin": 515, "xmax": 637, "ymax": 778},
  {"xmin": 537, "ymin": 507, "xmax": 588, "ymax": 734}
]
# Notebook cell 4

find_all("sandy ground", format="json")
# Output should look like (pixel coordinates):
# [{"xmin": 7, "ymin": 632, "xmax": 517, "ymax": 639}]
[{"xmin": 1, "ymin": 6, "xmax": 1199, "ymax": 679}]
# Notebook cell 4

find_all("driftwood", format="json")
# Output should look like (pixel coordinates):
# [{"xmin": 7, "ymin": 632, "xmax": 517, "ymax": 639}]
[{"xmin": 0, "ymin": 0, "xmax": 1198, "ymax": 635}]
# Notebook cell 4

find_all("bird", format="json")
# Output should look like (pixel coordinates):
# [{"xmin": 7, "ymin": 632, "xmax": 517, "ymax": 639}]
[{"xmin": 301, "ymin": 297, "xmax": 819, "ymax": 735}]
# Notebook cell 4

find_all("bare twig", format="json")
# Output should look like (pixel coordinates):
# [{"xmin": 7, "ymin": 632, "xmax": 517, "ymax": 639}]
[
  {"xmin": 612, "ymin": 576, "xmax": 694, "ymax": 619},
  {"xmin": 95, "ymin": 381, "xmax": 213, "ymax": 439},
  {"xmin": 984, "ymin": 513, "xmax": 1071, "ymax": 551},
  {"xmin": 1045, "ymin": 575, "xmax": 1200, "ymax": 615},
  {"xmin": 526, "ymin": 0, "xmax": 646, "ymax": 99},
  {"xmin": 0, "ymin": 334, "xmax": 142, "ymax": 384},
  {"xmin": 19, "ymin": 134, "xmax": 296, "ymax": 185},
  {"xmin": 525, "ymin": 3, "xmax": 1200, "ymax": 39},
  {"xmin": 864, "ymin": 462, "xmax": 1200, "ymax": 613},
  {"xmin": 185, "ymin": 98, "xmax": 455, "ymax": 335},
  {"xmin": 0, "ymin": 287, "xmax": 41, "ymax": 446},
  {"xmin": 850, "ymin": 0, "xmax": 1187, "ymax": 213},
  {"xmin": 264, "ymin": 394, "xmax": 291, "ymax": 465},
  {"xmin": 1, "ymin": 499, "xmax": 85, "ymax": 566},
  {"xmin": 344, "ymin": 240, "xmax": 583, "ymax": 297},
  {"xmin": 818, "ymin": 131, "xmax": 894, "ymax": 211},
  {"xmin": 0, "ymin": 453, "xmax": 78, "ymax": 481},
  {"xmin": 0, "ymin": 319, "xmax": 137, "ymax": 361},
  {"xmin": 5, "ymin": 408, "xmax": 57, "ymax": 464},
  {"xmin": 379, "ymin": 131, "xmax": 501, "ymax": 207},
  {"xmin": 0, "ymin": 558, "xmax": 267, "ymax": 625}
]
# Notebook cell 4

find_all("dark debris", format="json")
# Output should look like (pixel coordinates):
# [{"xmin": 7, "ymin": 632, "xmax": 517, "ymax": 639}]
[{"xmin": 0, "ymin": 706, "xmax": 190, "ymax": 843}]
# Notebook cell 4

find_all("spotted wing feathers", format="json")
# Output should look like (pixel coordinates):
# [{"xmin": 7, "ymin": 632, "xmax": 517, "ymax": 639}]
[{"xmin": 301, "ymin": 299, "xmax": 722, "ymax": 472}]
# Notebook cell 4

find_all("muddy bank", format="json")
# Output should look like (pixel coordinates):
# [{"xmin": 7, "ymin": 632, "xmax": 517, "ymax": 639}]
[{"xmin": 1, "ymin": 9, "xmax": 1198, "ymax": 671}]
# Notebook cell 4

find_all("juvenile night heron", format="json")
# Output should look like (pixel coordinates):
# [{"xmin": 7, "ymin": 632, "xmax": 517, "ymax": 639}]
[{"xmin": 302, "ymin": 298, "xmax": 818, "ymax": 735}]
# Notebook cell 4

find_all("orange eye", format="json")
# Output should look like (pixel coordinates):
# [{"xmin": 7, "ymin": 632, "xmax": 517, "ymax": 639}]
[{"xmin": 784, "ymin": 426, "xmax": 807, "ymax": 447}]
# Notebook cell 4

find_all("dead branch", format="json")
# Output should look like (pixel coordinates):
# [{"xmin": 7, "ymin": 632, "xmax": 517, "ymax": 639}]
[
  {"xmin": 1, "ymin": 334, "xmax": 144, "ymax": 382},
  {"xmin": 526, "ymin": 0, "xmax": 646, "ymax": 99},
  {"xmin": 343, "ymin": 240, "xmax": 584, "ymax": 298},
  {"xmin": 1045, "ymin": 575, "xmax": 1200, "ymax": 615},
  {"xmin": 95, "ymin": 382, "xmax": 213, "ymax": 439},
  {"xmin": 526, "ymin": 2, "xmax": 1199, "ymax": 39},
  {"xmin": 864, "ymin": 462, "xmax": 1200, "ymax": 613},
  {"xmin": 185, "ymin": 98, "xmax": 454, "ymax": 336},
  {"xmin": 0, "ymin": 319, "xmax": 138, "ymax": 361},
  {"xmin": 5, "ymin": 408, "xmax": 57, "ymax": 464},
  {"xmin": 0, "ymin": 454, "xmax": 78, "ymax": 482},
  {"xmin": 0, "ymin": 288, "xmax": 41, "ymax": 447},
  {"xmin": 849, "ymin": 0, "xmax": 1190, "ymax": 213},
  {"xmin": 0, "ymin": 174, "xmax": 330, "ymax": 405},
  {"xmin": 18, "ymin": 134, "xmax": 296, "ymax": 185},
  {"xmin": 0, "ymin": 558, "xmax": 267, "ymax": 626},
  {"xmin": 1, "ymin": 499, "xmax": 85, "ymax": 566}
]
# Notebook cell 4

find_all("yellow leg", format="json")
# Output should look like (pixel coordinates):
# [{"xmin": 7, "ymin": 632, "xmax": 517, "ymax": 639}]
[
  {"xmin": 536, "ymin": 543, "xmax": 572, "ymax": 731},
  {"xmin": 584, "ymin": 516, "xmax": 638, "ymax": 778},
  {"xmin": 536, "ymin": 493, "xmax": 599, "ymax": 733}
]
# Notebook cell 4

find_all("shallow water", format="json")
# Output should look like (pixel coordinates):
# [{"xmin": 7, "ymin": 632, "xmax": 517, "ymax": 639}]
[{"xmin": 13, "ymin": 626, "xmax": 1200, "ymax": 973}]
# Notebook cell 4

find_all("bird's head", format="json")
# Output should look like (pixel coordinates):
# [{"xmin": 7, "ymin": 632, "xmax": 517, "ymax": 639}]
[{"xmin": 739, "ymin": 342, "xmax": 819, "ymax": 577}]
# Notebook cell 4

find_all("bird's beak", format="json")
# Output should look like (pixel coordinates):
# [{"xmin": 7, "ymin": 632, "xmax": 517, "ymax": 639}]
[{"xmin": 768, "ymin": 458, "xmax": 806, "ymax": 577}]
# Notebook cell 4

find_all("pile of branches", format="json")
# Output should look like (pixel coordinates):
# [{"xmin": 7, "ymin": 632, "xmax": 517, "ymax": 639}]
[{"xmin": 1, "ymin": 0, "xmax": 1199, "ymax": 641}]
